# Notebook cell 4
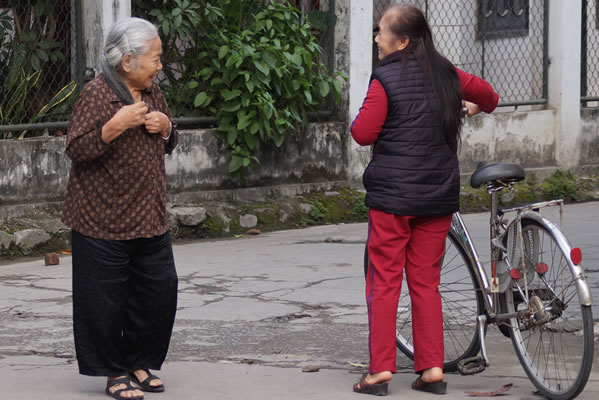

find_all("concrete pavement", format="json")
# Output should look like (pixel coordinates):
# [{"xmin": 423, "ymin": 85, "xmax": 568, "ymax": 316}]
[{"xmin": 0, "ymin": 202, "xmax": 598, "ymax": 399}]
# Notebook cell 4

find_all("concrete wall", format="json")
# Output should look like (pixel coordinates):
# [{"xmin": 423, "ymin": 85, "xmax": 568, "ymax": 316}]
[
  {"xmin": 0, "ymin": 110, "xmax": 570, "ymax": 208},
  {"xmin": 459, "ymin": 110, "xmax": 557, "ymax": 173},
  {"xmin": 581, "ymin": 108, "xmax": 599, "ymax": 166},
  {"xmin": 0, "ymin": 122, "xmax": 347, "ymax": 207},
  {"xmin": 81, "ymin": 0, "xmax": 131, "ymax": 75}
]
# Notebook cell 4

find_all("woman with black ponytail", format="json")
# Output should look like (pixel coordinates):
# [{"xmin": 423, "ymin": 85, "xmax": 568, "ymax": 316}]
[{"xmin": 351, "ymin": 5, "xmax": 498, "ymax": 396}]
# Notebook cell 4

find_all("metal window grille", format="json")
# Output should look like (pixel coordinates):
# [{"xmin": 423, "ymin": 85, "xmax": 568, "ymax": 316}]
[
  {"xmin": 582, "ymin": 0, "xmax": 599, "ymax": 105},
  {"xmin": 0, "ymin": 0, "xmax": 336, "ymax": 136},
  {"xmin": 0, "ymin": 0, "xmax": 84, "ymax": 138},
  {"xmin": 372, "ymin": 0, "xmax": 548, "ymax": 107}
]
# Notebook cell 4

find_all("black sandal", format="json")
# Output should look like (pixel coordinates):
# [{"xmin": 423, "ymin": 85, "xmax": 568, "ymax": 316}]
[
  {"xmin": 130, "ymin": 369, "xmax": 165, "ymax": 393},
  {"xmin": 353, "ymin": 373, "xmax": 389, "ymax": 396},
  {"xmin": 411, "ymin": 376, "xmax": 447, "ymax": 394},
  {"xmin": 105, "ymin": 376, "xmax": 144, "ymax": 400}
]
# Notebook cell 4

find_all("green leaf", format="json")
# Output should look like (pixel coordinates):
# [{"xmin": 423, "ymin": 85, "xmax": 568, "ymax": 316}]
[
  {"xmin": 264, "ymin": 104, "xmax": 273, "ymax": 120},
  {"xmin": 194, "ymin": 92, "xmax": 208, "ymax": 107},
  {"xmin": 290, "ymin": 53, "xmax": 302, "ymax": 66},
  {"xmin": 253, "ymin": 60, "xmax": 269, "ymax": 76},
  {"xmin": 199, "ymin": 67, "xmax": 213, "ymax": 79},
  {"xmin": 245, "ymin": 134, "xmax": 259, "ymax": 150},
  {"xmin": 222, "ymin": 89, "xmax": 241, "ymax": 101},
  {"xmin": 229, "ymin": 156, "xmax": 243, "ymax": 173},
  {"xmin": 225, "ymin": 54, "xmax": 241, "ymax": 68},
  {"xmin": 237, "ymin": 113, "xmax": 252, "ymax": 130},
  {"xmin": 249, "ymin": 120, "xmax": 260, "ymax": 135},
  {"xmin": 245, "ymin": 80, "xmax": 255, "ymax": 93},
  {"xmin": 273, "ymin": 133, "xmax": 284, "ymax": 147},
  {"xmin": 333, "ymin": 79, "xmax": 342, "ymax": 94},
  {"xmin": 262, "ymin": 51, "xmax": 277, "ymax": 68},
  {"xmin": 31, "ymin": 54, "xmax": 40, "ymax": 71},
  {"xmin": 304, "ymin": 90, "xmax": 312, "ymax": 104},
  {"xmin": 218, "ymin": 45, "xmax": 229, "ymax": 59},
  {"xmin": 37, "ymin": 50, "xmax": 49, "ymax": 63},
  {"xmin": 222, "ymin": 102, "xmax": 241, "ymax": 112},
  {"xmin": 318, "ymin": 81, "xmax": 330, "ymax": 97},
  {"xmin": 227, "ymin": 128, "xmax": 238, "ymax": 145}
]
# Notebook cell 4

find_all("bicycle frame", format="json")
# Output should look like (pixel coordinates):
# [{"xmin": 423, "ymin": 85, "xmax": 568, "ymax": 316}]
[{"xmin": 449, "ymin": 187, "xmax": 594, "ymax": 366}]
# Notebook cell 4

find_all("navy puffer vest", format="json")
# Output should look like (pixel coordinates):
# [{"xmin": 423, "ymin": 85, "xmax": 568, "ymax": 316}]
[{"xmin": 363, "ymin": 50, "xmax": 460, "ymax": 216}]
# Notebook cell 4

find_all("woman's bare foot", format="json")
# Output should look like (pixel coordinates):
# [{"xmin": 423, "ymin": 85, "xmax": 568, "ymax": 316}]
[
  {"xmin": 363, "ymin": 371, "xmax": 393, "ymax": 385},
  {"xmin": 132, "ymin": 369, "xmax": 163, "ymax": 389},
  {"xmin": 106, "ymin": 376, "xmax": 144, "ymax": 399},
  {"xmin": 421, "ymin": 367, "xmax": 444, "ymax": 383},
  {"xmin": 353, "ymin": 371, "xmax": 393, "ymax": 395}
]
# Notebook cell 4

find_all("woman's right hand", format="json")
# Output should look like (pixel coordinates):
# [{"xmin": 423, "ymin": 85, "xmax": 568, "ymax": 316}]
[{"xmin": 101, "ymin": 102, "xmax": 148, "ymax": 143}]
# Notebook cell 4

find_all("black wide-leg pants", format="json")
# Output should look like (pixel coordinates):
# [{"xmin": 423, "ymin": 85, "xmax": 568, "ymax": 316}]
[{"xmin": 71, "ymin": 230, "xmax": 178, "ymax": 376}]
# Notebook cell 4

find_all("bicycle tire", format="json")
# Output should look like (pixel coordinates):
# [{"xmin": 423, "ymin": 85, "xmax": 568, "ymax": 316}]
[
  {"xmin": 363, "ymin": 228, "xmax": 483, "ymax": 372},
  {"xmin": 502, "ymin": 216, "xmax": 594, "ymax": 400}
]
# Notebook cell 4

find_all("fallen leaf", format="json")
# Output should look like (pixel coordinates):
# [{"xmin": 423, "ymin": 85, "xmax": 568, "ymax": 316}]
[
  {"xmin": 465, "ymin": 383, "xmax": 513, "ymax": 397},
  {"xmin": 348, "ymin": 362, "xmax": 368, "ymax": 368}
]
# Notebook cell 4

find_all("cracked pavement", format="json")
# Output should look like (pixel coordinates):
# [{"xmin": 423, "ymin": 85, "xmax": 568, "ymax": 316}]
[{"xmin": 1, "ymin": 203, "xmax": 598, "ymax": 399}]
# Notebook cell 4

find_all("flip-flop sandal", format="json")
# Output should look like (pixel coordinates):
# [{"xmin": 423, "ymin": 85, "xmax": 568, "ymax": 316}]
[
  {"xmin": 105, "ymin": 376, "xmax": 144, "ymax": 400},
  {"xmin": 130, "ymin": 369, "xmax": 165, "ymax": 393},
  {"xmin": 353, "ymin": 373, "xmax": 389, "ymax": 396},
  {"xmin": 411, "ymin": 376, "xmax": 447, "ymax": 394}
]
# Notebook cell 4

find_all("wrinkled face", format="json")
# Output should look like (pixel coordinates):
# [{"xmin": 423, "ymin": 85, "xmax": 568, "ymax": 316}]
[
  {"xmin": 375, "ymin": 14, "xmax": 406, "ymax": 60},
  {"xmin": 122, "ymin": 36, "xmax": 163, "ymax": 90}
]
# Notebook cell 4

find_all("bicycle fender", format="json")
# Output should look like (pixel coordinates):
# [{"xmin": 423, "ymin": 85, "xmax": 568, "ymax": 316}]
[{"xmin": 520, "ymin": 211, "xmax": 593, "ymax": 306}]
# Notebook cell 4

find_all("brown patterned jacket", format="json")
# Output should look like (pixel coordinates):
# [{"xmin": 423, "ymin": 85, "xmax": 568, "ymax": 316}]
[{"xmin": 62, "ymin": 74, "xmax": 178, "ymax": 240}]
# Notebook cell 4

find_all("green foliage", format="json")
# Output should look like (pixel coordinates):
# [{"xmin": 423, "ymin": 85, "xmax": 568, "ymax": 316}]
[
  {"xmin": 351, "ymin": 196, "xmax": 369, "ymax": 219},
  {"xmin": 540, "ymin": 170, "xmax": 579, "ymax": 201},
  {"xmin": 298, "ymin": 188, "xmax": 369, "ymax": 226},
  {"xmin": 134, "ymin": 0, "xmax": 345, "ymax": 179},
  {"xmin": 0, "ymin": 1, "xmax": 76, "ymax": 138},
  {"xmin": 1, "ymin": 1, "xmax": 65, "ymax": 88},
  {"xmin": 308, "ymin": 200, "xmax": 328, "ymax": 222}
]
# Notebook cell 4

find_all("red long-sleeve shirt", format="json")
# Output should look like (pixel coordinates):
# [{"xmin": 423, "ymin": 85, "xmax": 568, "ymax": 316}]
[{"xmin": 351, "ymin": 68, "xmax": 499, "ymax": 145}]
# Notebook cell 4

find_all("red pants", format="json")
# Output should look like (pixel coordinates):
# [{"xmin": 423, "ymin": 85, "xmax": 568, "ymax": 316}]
[{"xmin": 366, "ymin": 209, "xmax": 452, "ymax": 374}]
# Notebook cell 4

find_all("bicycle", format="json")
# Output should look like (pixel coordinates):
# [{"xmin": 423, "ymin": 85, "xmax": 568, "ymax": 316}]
[{"xmin": 363, "ymin": 161, "xmax": 594, "ymax": 400}]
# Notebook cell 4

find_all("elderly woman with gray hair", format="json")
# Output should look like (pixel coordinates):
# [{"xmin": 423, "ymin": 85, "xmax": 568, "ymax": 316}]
[{"xmin": 62, "ymin": 17, "xmax": 177, "ymax": 400}]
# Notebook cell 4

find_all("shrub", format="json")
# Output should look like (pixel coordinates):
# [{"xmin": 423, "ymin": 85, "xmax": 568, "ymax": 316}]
[{"xmin": 134, "ymin": 0, "xmax": 345, "ymax": 178}]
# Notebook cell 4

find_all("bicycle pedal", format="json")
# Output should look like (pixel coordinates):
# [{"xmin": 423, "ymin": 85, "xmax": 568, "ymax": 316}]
[{"xmin": 457, "ymin": 356, "xmax": 487, "ymax": 375}]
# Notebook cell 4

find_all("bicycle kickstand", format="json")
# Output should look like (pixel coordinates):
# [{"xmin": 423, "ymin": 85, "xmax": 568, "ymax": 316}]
[{"xmin": 457, "ymin": 315, "xmax": 490, "ymax": 375}]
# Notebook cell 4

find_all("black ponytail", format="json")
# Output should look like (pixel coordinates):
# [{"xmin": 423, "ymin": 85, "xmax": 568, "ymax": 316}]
[{"xmin": 385, "ymin": 5, "xmax": 463, "ymax": 150}]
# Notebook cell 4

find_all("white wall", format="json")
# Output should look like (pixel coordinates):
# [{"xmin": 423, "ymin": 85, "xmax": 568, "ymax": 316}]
[
  {"xmin": 549, "ymin": 0, "xmax": 583, "ymax": 169},
  {"xmin": 81, "ymin": 0, "xmax": 131, "ymax": 75},
  {"xmin": 348, "ymin": 0, "xmax": 374, "ymax": 180}
]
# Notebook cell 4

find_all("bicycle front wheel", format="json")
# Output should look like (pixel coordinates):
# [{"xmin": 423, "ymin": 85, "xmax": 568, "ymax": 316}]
[
  {"xmin": 503, "ymin": 216, "xmax": 594, "ymax": 400},
  {"xmin": 365, "ymin": 228, "xmax": 483, "ymax": 372}
]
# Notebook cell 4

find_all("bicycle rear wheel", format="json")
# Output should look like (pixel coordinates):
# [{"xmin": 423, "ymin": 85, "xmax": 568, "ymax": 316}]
[
  {"xmin": 363, "ymin": 228, "xmax": 483, "ymax": 372},
  {"xmin": 503, "ymin": 216, "xmax": 594, "ymax": 400}
]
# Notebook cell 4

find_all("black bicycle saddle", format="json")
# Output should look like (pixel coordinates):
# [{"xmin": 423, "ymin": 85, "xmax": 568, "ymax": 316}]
[{"xmin": 470, "ymin": 161, "xmax": 526, "ymax": 188}]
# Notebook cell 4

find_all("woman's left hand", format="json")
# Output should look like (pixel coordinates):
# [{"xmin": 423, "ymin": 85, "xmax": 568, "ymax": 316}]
[
  {"xmin": 144, "ymin": 111, "xmax": 170, "ymax": 137},
  {"xmin": 463, "ymin": 101, "xmax": 482, "ymax": 117}
]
